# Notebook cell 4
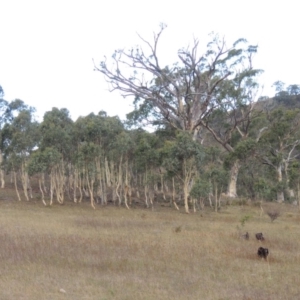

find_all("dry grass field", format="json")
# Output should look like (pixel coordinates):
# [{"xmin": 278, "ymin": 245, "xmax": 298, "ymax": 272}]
[{"xmin": 0, "ymin": 187, "xmax": 300, "ymax": 299}]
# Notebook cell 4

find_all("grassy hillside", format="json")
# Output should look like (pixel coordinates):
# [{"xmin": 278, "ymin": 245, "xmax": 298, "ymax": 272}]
[{"xmin": 0, "ymin": 191, "xmax": 300, "ymax": 299}]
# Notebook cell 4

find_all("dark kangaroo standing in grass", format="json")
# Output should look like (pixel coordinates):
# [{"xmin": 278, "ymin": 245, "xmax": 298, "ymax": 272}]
[
  {"xmin": 256, "ymin": 232, "xmax": 265, "ymax": 241},
  {"xmin": 257, "ymin": 247, "xmax": 269, "ymax": 260}
]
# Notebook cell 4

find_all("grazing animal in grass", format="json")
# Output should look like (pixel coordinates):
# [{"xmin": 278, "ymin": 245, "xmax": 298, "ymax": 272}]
[
  {"xmin": 257, "ymin": 247, "xmax": 269, "ymax": 260},
  {"xmin": 241, "ymin": 232, "xmax": 249, "ymax": 240},
  {"xmin": 255, "ymin": 232, "xmax": 265, "ymax": 241}
]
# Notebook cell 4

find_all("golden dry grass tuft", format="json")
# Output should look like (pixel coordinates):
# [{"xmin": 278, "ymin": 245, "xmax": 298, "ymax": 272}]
[{"xmin": 0, "ymin": 194, "xmax": 300, "ymax": 299}]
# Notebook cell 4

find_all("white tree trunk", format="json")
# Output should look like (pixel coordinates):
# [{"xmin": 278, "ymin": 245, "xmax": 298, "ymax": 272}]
[
  {"xmin": 183, "ymin": 182, "xmax": 190, "ymax": 214},
  {"xmin": 226, "ymin": 160, "xmax": 240, "ymax": 198},
  {"xmin": 172, "ymin": 177, "xmax": 179, "ymax": 210},
  {"xmin": 276, "ymin": 164, "xmax": 285, "ymax": 202},
  {"xmin": 13, "ymin": 171, "xmax": 21, "ymax": 201},
  {"xmin": 0, "ymin": 151, "xmax": 5, "ymax": 188},
  {"xmin": 39, "ymin": 178, "xmax": 47, "ymax": 206},
  {"xmin": 21, "ymin": 162, "xmax": 29, "ymax": 201}
]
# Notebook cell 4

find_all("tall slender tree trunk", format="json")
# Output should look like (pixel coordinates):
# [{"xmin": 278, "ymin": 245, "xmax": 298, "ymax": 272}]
[
  {"xmin": 116, "ymin": 155, "xmax": 123, "ymax": 206},
  {"xmin": 297, "ymin": 182, "xmax": 300, "ymax": 211},
  {"xmin": 96, "ymin": 158, "xmax": 104, "ymax": 205},
  {"xmin": 183, "ymin": 182, "xmax": 189, "ymax": 214},
  {"xmin": 50, "ymin": 171, "xmax": 54, "ymax": 205},
  {"xmin": 73, "ymin": 169, "xmax": 78, "ymax": 203},
  {"xmin": 215, "ymin": 185, "xmax": 218, "ymax": 212},
  {"xmin": 171, "ymin": 177, "xmax": 175, "ymax": 207},
  {"xmin": 0, "ymin": 151, "xmax": 5, "ymax": 188},
  {"xmin": 39, "ymin": 177, "xmax": 47, "ymax": 206},
  {"xmin": 105, "ymin": 157, "xmax": 111, "ymax": 187},
  {"xmin": 284, "ymin": 159, "xmax": 294, "ymax": 198},
  {"xmin": 21, "ymin": 162, "xmax": 29, "ymax": 201},
  {"xmin": 276, "ymin": 164, "xmax": 285, "ymax": 202},
  {"xmin": 42, "ymin": 173, "xmax": 47, "ymax": 193},
  {"xmin": 13, "ymin": 171, "xmax": 21, "ymax": 201},
  {"xmin": 123, "ymin": 158, "xmax": 130, "ymax": 209},
  {"xmin": 227, "ymin": 160, "xmax": 240, "ymax": 198},
  {"xmin": 110, "ymin": 161, "xmax": 117, "ymax": 205},
  {"xmin": 102, "ymin": 163, "xmax": 107, "ymax": 204},
  {"xmin": 86, "ymin": 172, "xmax": 95, "ymax": 209},
  {"xmin": 183, "ymin": 157, "xmax": 194, "ymax": 214}
]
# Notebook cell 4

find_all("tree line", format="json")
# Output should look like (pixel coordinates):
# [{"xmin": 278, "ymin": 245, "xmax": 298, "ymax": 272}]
[{"xmin": 1, "ymin": 26, "xmax": 300, "ymax": 212}]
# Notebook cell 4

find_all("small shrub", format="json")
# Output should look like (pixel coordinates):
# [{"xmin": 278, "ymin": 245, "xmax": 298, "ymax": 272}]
[
  {"xmin": 266, "ymin": 210, "xmax": 281, "ymax": 222},
  {"xmin": 175, "ymin": 225, "xmax": 182, "ymax": 233},
  {"xmin": 240, "ymin": 215, "xmax": 251, "ymax": 227}
]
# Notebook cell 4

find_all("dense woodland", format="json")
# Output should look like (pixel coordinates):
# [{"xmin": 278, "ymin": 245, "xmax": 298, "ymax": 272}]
[{"xmin": 1, "ymin": 27, "xmax": 300, "ymax": 213}]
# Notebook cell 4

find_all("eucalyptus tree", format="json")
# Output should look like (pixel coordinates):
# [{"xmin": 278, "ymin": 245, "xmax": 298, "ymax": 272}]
[
  {"xmin": 200, "ymin": 59, "xmax": 265, "ymax": 197},
  {"xmin": 0, "ymin": 98, "xmax": 33, "ymax": 188},
  {"xmin": 73, "ymin": 113, "xmax": 103, "ymax": 204},
  {"xmin": 94, "ymin": 112, "xmax": 124, "ymax": 205},
  {"xmin": 27, "ymin": 147, "xmax": 61, "ymax": 205},
  {"xmin": 257, "ymin": 108, "xmax": 300, "ymax": 202},
  {"xmin": 133, "ymin": 129, "xmax": 161, "ymax": 208},
  {"xmin": 39, "ymin": 108, "xmax": 74, "ymax": 204},
  {"xmin": 209, "ymin": 167, "xmax": 228, "ymax": 211},
  {"xmin": 272, "ymin": 81, "xmax": 286, "ymax": 95},
  {"xmin": 160, "ymin": 131, "xmax": 206, "ymax": 213},
  {"xmin": 287, "ymin": 84, "xmax": 300, "ymax": 96},
  {"xmin": 75, "ymin": 142, "xmax": 100, "ymax": 209},
  {"xmin": 190, "ymin": 176, "xmax": 211, "ymax": 211},
  {"xmin": 110, "ymin": 130, "xmax": 136, "ymax": 209},
  {"xmin": 289, "ymin": 161, "xmax": 300, "ymax": 207},
  {"xmin": 96, "ymin": 25, "xmax": 262, "ymax": 198},
  {"xmin": 73, "ymin": 112, "xmax": 124, "ymax": 205},
  {"xmin": 273, "ymin": 81, "xmax": 300, "ymax": 97},
  {"xmin": 1, "ymin": 107, "xmax": 39, "ymax": 200}
]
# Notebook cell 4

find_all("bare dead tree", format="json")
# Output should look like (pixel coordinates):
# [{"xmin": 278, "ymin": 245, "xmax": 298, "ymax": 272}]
[{"xmin": 94, "ymin": 24, "xmax": 259, "ymax": 140}]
